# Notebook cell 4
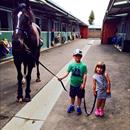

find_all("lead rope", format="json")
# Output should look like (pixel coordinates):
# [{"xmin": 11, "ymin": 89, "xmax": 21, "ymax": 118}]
[
  {"xmin": 83, "ymin": 91, "xmax": 97, "ymax": 116},
  {"xmin": 24, "ymin": 44, "xmax": 67, "ymax": 92},
  {"xmin": 24, "ymin": 43, "xmax": 98, "ymax": 116}
]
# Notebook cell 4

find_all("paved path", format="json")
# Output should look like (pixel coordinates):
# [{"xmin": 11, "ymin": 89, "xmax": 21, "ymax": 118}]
[
  {"xmin": 0, "ymin": 39, "xmax": 92, "ymax": 129},
  {"xmin": 41, "ymin": 39, "xmax": 130, "ymax": 130},
  {"xmin": 0, "ymin": 39, "xmax": 130, "ymax": 130}
]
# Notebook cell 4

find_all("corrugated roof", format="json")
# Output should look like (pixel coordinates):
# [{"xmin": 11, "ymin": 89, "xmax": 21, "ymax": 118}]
[
  {"xmin": 30, "ymin": 0, "xmax": 87, "ymax": 26},
  {"xmin": 104, "ymin": 0, "xmax": 130, "ymax": 20}
]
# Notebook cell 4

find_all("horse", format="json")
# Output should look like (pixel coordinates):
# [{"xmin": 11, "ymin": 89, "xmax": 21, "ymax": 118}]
[
  {"xmin": 12, "ymin": 2, "xmax": 41, "ymax": 102},
  {"xmin": 22, "ymin": 22, "xmax": 43, "ymax": 83}
]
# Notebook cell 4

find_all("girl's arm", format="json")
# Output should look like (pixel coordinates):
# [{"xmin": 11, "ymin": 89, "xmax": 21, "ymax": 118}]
[
  {"xmin": 80, "ymin": 74, "xmax": 87, "ymax": 89},
  {"xmin": 93, "ymin": 79, "xmax": 97, "ymax": 96},
  {"xmin": 105, "ymin": 73, "xmax": 111, "ymax": 93}
]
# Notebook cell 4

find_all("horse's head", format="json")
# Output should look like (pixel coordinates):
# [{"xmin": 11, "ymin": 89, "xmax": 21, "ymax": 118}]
[{"xmin": 12, "ymin": 3, "xmax": 33, "ymax": 52}]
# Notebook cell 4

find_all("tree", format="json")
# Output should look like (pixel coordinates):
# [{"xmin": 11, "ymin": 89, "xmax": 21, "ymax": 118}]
[{"xmin": 88, "ymin": 10, "xmax": 95, "ymax": 25}]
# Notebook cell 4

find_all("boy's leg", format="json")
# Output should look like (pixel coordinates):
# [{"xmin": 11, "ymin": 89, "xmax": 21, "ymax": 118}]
[
  {"xmin": 70, "ymin": 97, "xmax": 75, "ymax": 105},
  {"xmin": 77, "ymin": 97, "xmax": 82, "ymax": 106},
  {"xmin": 67, "ymin": 97, "xmax": 75, "ymax": 113},
  {"xmin": 67, "ymin": 86, "xmax": 76, "ymax": 113},
  {"xmin": 76, "ymin": 88, "xmax": 84, "ymax": 115},
  {"xmin": 76, "ymin": 97, "xmax": 82, "ymax": 115}
]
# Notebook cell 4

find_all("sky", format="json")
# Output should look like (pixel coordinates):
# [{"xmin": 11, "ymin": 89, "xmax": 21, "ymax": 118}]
[{"xmin": 52, "ymin": 0, "xmax": 110, "ymax": 27}]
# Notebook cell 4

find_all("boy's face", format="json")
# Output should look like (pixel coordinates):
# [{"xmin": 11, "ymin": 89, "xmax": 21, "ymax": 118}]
[{"xmin": 73, "ymin": 54, "xmax": 82, "ymax": 63}]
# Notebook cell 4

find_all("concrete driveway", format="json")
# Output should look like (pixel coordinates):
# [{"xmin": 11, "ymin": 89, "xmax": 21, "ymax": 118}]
[{"xmin": 0, "ymin": 39, "xmax": 130, "ymax": 130}]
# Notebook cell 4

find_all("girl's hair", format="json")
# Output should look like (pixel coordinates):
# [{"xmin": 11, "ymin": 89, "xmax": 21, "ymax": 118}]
[{"xmin": 94, "ymin": 61, "xmax": 106, "ymax": 75}]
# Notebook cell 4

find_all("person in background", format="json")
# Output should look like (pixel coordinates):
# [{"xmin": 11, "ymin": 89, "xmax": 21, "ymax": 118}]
[
  {"xmin": 93, "ymin": 61, "xmax": 111, "ymax": 117},
  {"xmin": 58, "ymin": 49, "xmax": 87, "ymax": 115}
]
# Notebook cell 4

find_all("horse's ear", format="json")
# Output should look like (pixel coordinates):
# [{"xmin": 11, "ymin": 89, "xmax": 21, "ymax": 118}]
[{"xmin": 18, "ymin": 0, "xmax": 30, "ymax": 8}]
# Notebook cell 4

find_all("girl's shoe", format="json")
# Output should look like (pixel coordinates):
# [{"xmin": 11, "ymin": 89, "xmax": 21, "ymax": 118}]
[
  {"xmin": 99, "ymin": 109, "xmax": 104, "ymax": 117},
  {"xmin": 95, "ymin": 109, "xmax": 100, "ymax": 116}
]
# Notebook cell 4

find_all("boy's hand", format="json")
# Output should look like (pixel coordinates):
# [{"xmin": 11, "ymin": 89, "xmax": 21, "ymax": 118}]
[{"xmin": 80, "ymin": 83, "xmax": 85, "ymax": 89}]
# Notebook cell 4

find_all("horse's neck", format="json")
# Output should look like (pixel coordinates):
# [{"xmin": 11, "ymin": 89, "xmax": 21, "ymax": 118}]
[
  {"xmin": 32, "ymin": 23, "xmax": 41, "ymax": 35},
  {"xmin": 31, "ymin": 22, "xmax": 40, "ymax": 46}
]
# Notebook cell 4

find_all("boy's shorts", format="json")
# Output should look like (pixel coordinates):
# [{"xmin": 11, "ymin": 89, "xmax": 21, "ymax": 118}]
[{"xmin": 69, "ymin": 85, "xmax": 85, "ymax": 98}]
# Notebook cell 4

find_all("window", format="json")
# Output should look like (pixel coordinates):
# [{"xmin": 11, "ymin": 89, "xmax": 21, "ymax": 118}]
[
  {"xmin": 0, "ymin": 10, "xmax": 9, "ymax": 30},
  {"xmin": 41, "ymin": 18, "xmax": 48, "ymax": 31},
  {"xmin": 35, "ymin": 17, "xmax": 40, "ymax": 27}
]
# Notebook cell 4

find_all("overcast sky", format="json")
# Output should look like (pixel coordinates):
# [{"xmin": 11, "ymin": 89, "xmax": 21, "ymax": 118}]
[{"xmin": 52, "ymin": 0, "xmax": 110, "ymax": 26}]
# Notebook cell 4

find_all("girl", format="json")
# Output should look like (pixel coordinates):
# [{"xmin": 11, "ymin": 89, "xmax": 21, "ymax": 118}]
[{"xmin": 93, "ymin": 62, "xmax": 111, "ymax": 117}]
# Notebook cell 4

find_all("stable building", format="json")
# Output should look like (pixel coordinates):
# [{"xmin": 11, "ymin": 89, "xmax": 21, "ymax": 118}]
[
  {"xmin": 0, "ymin": 0, "xmax": 88, "ymax": 61},
  {"xmin": 101, "ymin": 0, "xmax": 130, "ymax": 52}
]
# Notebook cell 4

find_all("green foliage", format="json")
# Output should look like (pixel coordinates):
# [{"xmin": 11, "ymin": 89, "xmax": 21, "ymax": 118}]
[{"xmin": 88, "ymin": 10, "xmax": 95, "ymax": 25}]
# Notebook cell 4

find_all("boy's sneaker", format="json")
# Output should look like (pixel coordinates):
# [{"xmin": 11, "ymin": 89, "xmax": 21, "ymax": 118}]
[
  {"xmin": 95, "ymin": 109, "xmax": 100, "ymax": 116},
  {"xmin": 67, "ymin": 105, "xmax": 75, "ymax": 113},
  {"xmin": 76, "ymin": 107, "xmax": 82, "ymax": 115},
  {"xmin": 99, "ymin": 109, "xmax": 104, "ymax": 117}
]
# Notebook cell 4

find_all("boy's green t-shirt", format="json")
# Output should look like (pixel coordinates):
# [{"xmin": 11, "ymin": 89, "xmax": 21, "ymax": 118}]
[{"xmin": 67, "ymin": 61, "xmax": 87, "ymax": 87}]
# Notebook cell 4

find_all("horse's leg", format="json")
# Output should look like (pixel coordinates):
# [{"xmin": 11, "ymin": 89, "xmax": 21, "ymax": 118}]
[
  {"xmin": 24, "ymin": 65, "xmax": 33, "ymax": 102},
  {"xmin": 14, "ymin": 62, "xmax": 23, "ymax": 102},
  {"xmin": 22, "ymin": 62, "xmax": 27, "ymax": 84},
  {"xmin": 36, "ymin": 60, "xmax": 41, "ymax": 82},
  {"xmin": 36, "ymin": 49, "xmax": 41, "ymax": 82}
]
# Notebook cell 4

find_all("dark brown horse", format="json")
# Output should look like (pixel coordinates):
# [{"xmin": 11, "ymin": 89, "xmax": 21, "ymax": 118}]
[{"xmin": 12, "ymin": 1, "xmax": 41, "ymax": 102}]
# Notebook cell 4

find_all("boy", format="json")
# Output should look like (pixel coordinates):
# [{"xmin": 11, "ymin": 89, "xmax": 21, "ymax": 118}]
[{"xmin": 58, "ymin": 49, "xmax": 87, "ymax": 115}]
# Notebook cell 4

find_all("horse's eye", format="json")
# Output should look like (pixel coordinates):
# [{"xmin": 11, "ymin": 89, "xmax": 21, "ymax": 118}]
[
  {"xmin": 25, "ymin": 15, "xmax": 29, "ymax": 20},
  {"xmin": 23, "ymin": 15, "xmax": 30, "ymax": 23}
]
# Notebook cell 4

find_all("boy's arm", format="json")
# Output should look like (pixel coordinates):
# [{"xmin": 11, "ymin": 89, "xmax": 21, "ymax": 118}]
[
  {"xmin": 105, "ymin": 73, "xmax": 111, "ymax": 93},
  {"xmin": 80, "ymin": 74, "xmax": 87, "ymax": 89},
  {"xmin": 58, "ymin": 64, "xmax": 71, "ymax": 81},
  {"xmin": 58, "ymin": 71, "xmax": 69, "ymax": 81},
  {"xmin": 92, "ymin": 79, "xmax": 97, "ymax": 96}
]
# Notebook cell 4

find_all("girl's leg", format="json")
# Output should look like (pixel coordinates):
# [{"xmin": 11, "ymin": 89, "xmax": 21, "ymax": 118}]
[
  {"xmin": 96, "ymin": 99, "xmax": 102, "ymax": 109},
  {"xmin": 95, "ymin": 99, "xmax": 102, "ymax": 116},
  {"xmin": 100, "ymin": 99, "xmax": 106, "ymax": 109},
  {"xmin": 99, "ymin": 99, "xmax": 106, "ymax": 116}
]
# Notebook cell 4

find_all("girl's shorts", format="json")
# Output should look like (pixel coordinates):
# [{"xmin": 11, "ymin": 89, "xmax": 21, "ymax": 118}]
[{"xmin": 69, "ymin": 85, "xmax": 85, "ymax": 98}]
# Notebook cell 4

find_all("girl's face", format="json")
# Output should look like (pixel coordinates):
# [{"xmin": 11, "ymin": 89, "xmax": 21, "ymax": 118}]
[
  {"xmin": 73, "ymin": 55, "xmax": 82, "ymax": 63},
  {"xmin": 96, "ymin": 66, "xmax": 103, "ymax": 74}
]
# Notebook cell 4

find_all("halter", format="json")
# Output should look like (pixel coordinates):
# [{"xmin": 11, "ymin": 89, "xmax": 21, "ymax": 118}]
[{"xmin": 15, "ymin": 27, "xmax": 28, "ymax": 38}]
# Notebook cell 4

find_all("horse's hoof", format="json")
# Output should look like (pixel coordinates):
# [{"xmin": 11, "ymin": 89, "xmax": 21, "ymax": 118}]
[
  {"xmin": 16, "ymin": 98, "xmax": 23, "ymax": 103},
  {"xmin": 36, "ymin": 78, "xmax": 41, "ymax": 82},
  {"xmin": 23, "ymin": 98, "xmax": 31, "ymax": 102}
]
